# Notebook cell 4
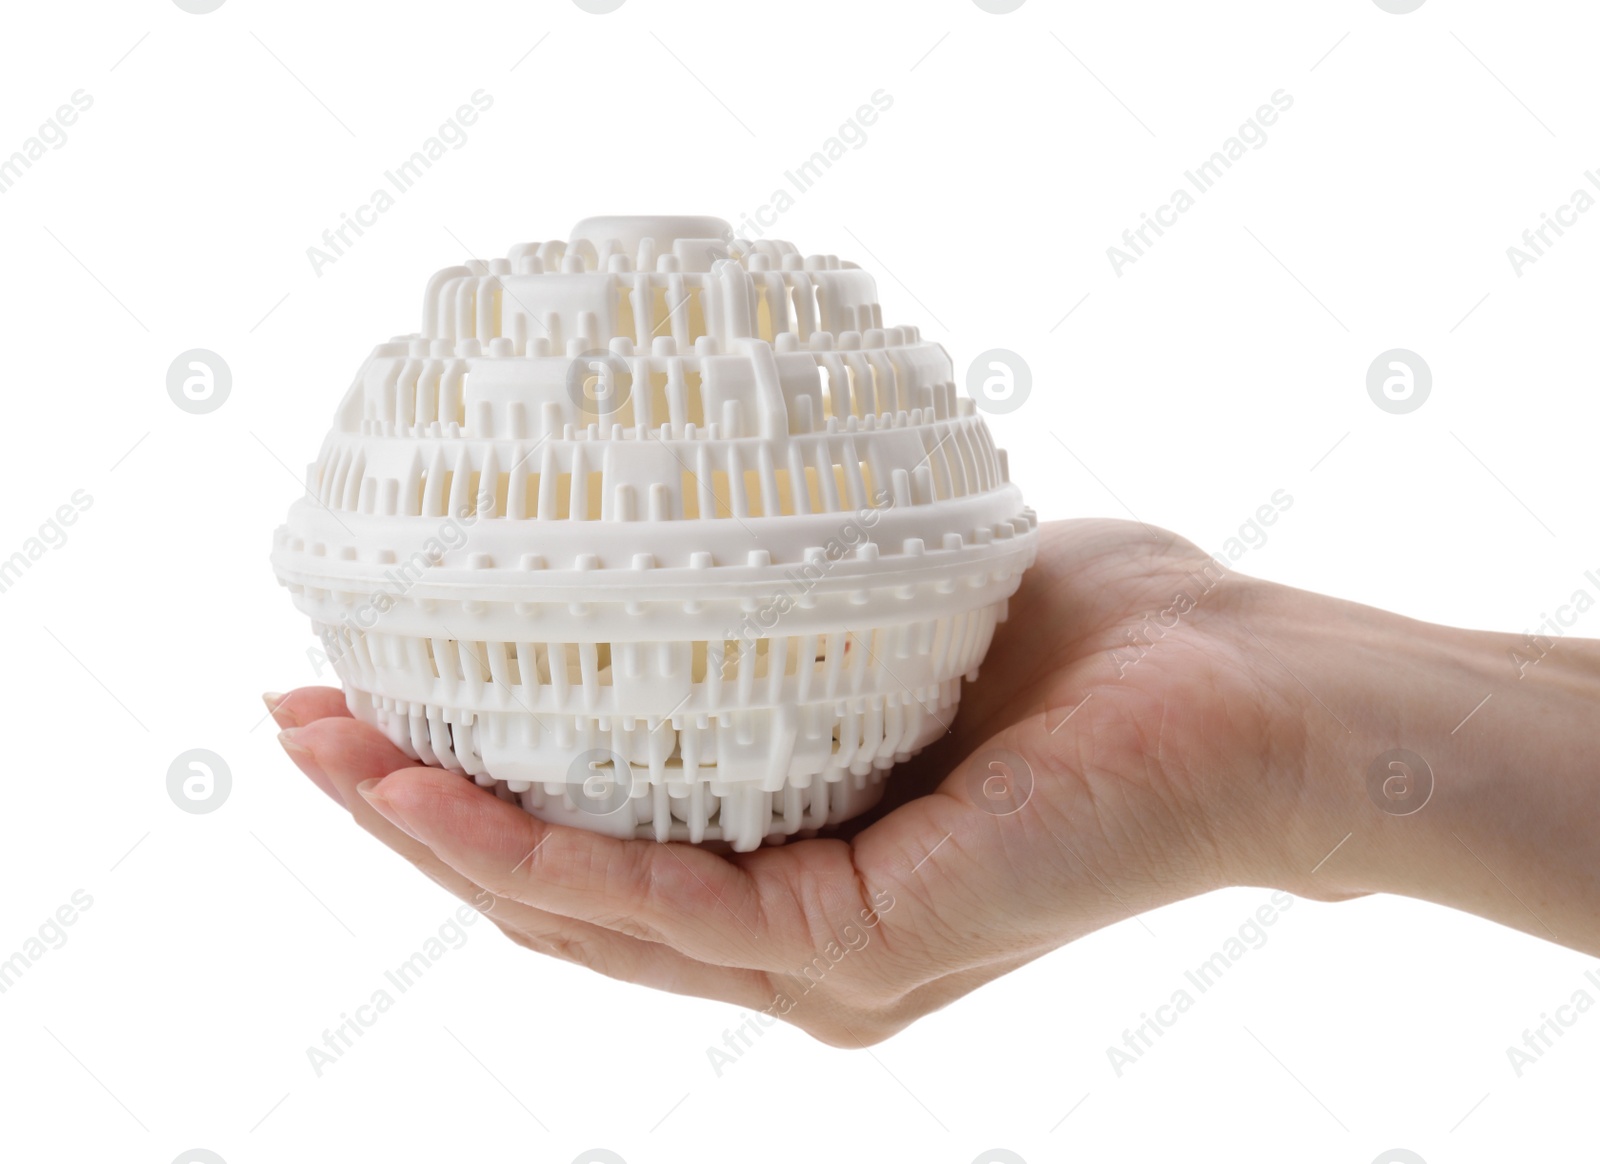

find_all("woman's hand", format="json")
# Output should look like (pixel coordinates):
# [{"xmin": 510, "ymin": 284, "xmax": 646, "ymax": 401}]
[{"xmin": 269, "ymin": 518, "xmax": 1600, "ymax": 1044}]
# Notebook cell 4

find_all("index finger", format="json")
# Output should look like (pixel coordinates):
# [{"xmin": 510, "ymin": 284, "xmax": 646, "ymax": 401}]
[{"xmin": 367, "ymin": 765, "xmax": 874, "ymax": 973}]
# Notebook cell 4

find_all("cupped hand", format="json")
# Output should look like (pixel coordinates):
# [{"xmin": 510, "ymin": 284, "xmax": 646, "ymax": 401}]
[{"xmin": 270, "ymin": 519, "xmax": 1307, "ymax": 1046}]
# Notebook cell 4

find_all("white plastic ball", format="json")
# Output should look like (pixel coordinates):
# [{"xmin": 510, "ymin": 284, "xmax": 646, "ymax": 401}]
[{"xmin": 271, "ymin": 216, "xmax": 1037, "ymax": 850}]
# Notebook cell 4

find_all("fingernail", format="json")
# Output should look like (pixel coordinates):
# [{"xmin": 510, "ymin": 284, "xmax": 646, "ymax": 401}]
[
  {"xmin": 357, "ymin": 777, "xmax": 423, "ymax": 842},
  {"xmin": 278, "ymin": 728, "xmax": 342, "ymax": 807},
  {"xmin": 263, "ymin": 692, "xmax": 295, "ymax": 729}
]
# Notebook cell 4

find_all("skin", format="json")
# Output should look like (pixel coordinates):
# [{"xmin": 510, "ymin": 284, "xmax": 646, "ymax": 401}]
[{"xmin": 269, "ymin": 519, "xmax": 1600, "ymax": 1047}]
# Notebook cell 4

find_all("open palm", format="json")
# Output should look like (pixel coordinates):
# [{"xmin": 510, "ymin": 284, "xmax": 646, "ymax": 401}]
[{"xmin": 273, "ymin": 519, "xmax": 1293, "ymax": 1045}]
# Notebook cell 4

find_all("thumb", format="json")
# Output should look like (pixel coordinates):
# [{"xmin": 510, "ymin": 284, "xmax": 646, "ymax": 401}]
[{"xmin": 850, "ymin": 718, "xmax": 1164, "ymax": 969}]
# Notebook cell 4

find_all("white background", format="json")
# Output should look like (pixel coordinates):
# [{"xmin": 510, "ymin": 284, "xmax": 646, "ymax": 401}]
[{"xmin": 0, "ymin": 1, "xmax": 1595, "ymax": 1161}]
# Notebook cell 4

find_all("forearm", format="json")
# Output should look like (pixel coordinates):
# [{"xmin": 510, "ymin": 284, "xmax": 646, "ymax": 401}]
[{"xmin": 1258, "ymin": 585, "xmax": 1600, "ymax": 953}]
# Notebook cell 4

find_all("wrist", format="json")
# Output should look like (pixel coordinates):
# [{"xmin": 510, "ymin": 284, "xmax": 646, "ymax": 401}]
[{"xmin": 1253, "ymin": 583, "xmax": 1600, "ymax": 950}]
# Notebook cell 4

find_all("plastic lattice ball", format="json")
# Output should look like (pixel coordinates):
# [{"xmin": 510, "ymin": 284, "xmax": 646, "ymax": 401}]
[{"xmin": 271, "ymin": 216, "xmax": 1037, "ymax": 850}]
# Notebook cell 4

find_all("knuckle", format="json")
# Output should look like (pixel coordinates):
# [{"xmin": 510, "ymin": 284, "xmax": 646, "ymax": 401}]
[
  {"xmin": 503, "ymin": 924, "xmax": 594, "ymax": 968},
  {"xmin": 800, "ymin": 1011, "xmax": 895, "ymax": 1049},
  {"xmin": 589, "ymin": 911, "xmax": 668, "ymax": 944},
  {"xmin": 542, "ymin": 931, "xmax": 593, "ymax": 965}
]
